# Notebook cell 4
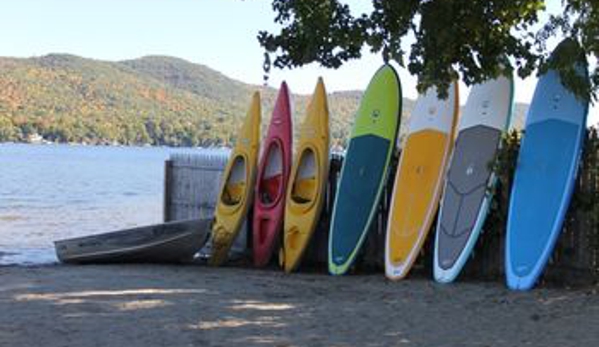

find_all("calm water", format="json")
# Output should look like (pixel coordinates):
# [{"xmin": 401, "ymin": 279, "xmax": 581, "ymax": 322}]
[{"xmin": 0, "ymin": 143, "xmax": 203, "ymax": 265}]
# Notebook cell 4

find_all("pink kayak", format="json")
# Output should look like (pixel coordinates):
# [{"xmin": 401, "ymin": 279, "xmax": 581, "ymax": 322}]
[{"xmin": 252, "ymin": 82, "xmax": 293, "ymax": 267}]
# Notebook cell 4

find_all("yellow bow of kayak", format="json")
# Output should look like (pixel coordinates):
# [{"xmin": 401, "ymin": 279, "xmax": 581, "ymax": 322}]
[
  {"xmin": 209, "ymin": 92, "xmax": 261, "ymax": 266},
  {"xmin": 282, "ymin": 78, "xmax": 330, "ymax": 272}
]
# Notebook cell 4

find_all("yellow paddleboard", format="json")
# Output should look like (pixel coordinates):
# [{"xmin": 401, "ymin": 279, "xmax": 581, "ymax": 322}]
[
  {"xmin": 282, "ymin": 78, "xmax": 330, "ymax": 272},
  {"xmin": 385, "ymin": 83, "xmax": 459, "ymax": 280},
  {"xmin": 209, "ymin": 92, "xmax": 261, "ymax": 266}
]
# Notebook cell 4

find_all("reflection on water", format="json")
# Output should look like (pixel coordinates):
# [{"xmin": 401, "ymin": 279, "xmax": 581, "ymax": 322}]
[{"xmin": 0, "ymin": 143, "xmax": 203, "ymax": 264}]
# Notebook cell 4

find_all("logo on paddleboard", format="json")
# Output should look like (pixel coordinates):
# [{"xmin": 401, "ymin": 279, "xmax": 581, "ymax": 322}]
[
  {"xmin": 553, "ymin": 94, "xmax": 561, "ymax": 102},
  {"xmin": 552, "ymin": 93, "xmax": 561, "ymax": 110},
  {"xmin": 427, "ymin": 106, "xmax": 437, "ymax": 122},
  {"xmin": 370, "ymin": 109, "xmax": 381, "ymax": 124},
  {"xmin": 466, "ymin": 164, "xmax": 475, "ymax": 176},
  {"xmin": 481, "ymin": 100, "xmax": 490, "ymax": 116}
]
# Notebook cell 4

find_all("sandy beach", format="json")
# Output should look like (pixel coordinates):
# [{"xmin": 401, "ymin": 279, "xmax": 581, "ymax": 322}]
[{"xmin": 0, "ymin": 264, "xmax": 597, "ymax": 347}]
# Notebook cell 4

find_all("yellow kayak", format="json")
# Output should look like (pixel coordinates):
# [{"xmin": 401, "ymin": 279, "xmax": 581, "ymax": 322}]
[
  {"xmin": 385, "ymin": 83, "xmax": 459, "ymax": 280},
  {"xmin": 209, "ymin": 92, "xmax": 261, "ymax": 266},
  {"xmin": 282, "ymin": 78, "xmax": 330, "ymax": 272}
]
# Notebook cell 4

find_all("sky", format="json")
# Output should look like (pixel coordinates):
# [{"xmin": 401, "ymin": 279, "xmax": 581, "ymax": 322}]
[{"xmin": 0, "ymin": 0, "xmax": 595, "ymax": 122}]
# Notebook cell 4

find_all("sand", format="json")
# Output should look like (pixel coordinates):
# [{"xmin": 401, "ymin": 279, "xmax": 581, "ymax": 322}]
[{"xmin": 0, "ymin": 264, "xmax": 597, "ymax": 347}]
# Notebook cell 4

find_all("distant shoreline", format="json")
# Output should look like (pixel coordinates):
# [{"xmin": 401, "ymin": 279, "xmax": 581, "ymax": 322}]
[{"xmin": 0, "ymin": 141, "xmax": 231, "ymax": 151}]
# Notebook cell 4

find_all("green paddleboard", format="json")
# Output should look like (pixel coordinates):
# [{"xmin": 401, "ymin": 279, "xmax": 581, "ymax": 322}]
[{"xmin": 328, "ymin": 65, "xmax": 402, "ymax": 275}]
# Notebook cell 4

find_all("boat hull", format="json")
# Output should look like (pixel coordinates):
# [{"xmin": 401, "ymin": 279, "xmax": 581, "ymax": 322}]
[
  {"xmin": 253, "ymin": 83, "xmax": 293, "ymax": 267},
  {"xmin": 55, "ymin": 218, "xmax": 211, "ymax": 264}
]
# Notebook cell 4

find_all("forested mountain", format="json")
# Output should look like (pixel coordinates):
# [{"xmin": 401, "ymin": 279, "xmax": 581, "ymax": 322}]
[{"xmin": 0, "ymin": 54, "xmax": 526, "ymax": 147}]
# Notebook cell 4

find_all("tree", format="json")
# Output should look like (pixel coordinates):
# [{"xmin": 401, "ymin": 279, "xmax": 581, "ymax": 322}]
[
  {"xmin": 259, "ymin": 0, "xmax": 597, "ymax": 101},
  {"xmin": 0, "ymin": 116, "xmax": 17, "ymax": 141}
]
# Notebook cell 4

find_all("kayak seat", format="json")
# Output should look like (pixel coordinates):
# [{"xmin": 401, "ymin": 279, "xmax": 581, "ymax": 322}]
[
  {"xmin": 260, "ymin": 174, "xmax": 282, "ymax": 204},
  {"xmin": 222, "ymin": 181, "xmax": 245, "ymax": 206},
  {"xmin": 291, "ymin": 177, "xmax": 316, "ymax": 204}
]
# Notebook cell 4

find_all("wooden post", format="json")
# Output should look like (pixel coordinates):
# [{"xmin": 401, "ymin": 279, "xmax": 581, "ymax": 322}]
[{"xmin": 163, "ymin": 159, "xmax": 173, "ymax": 222}]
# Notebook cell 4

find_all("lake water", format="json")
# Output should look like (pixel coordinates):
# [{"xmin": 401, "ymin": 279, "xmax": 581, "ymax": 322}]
[{"xmin": 0, "ymin": 143, "xmax": 204, "ymax": 265}]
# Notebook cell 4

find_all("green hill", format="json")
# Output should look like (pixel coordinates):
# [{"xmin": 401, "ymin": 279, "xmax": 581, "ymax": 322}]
[{"xmin": 0, "ymin": 54, "xmax": 526, "ymax": 147}]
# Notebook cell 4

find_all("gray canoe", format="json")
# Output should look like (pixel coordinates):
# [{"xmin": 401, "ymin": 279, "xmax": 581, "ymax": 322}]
[{"xmin": 54, "ymin": 218, "xmax": 211, "ymax": 264}]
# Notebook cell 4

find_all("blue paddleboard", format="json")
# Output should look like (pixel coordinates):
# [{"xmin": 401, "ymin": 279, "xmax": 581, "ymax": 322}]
[{"xmin": 506, "ymin": 40, "xmax": 589, "ymax": 290}]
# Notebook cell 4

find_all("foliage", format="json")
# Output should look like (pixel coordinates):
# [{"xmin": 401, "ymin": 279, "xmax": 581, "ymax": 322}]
[
  {"xmin": 571, "ymin": 127, "xmax": 599, "ymax": 265},
  {"xmin": 0, "ymin": 54, "xmax": 530, "ymax": 147},
  {"xmin": 486, "ymin": 130, "xmax": 522, "ymax": 243},
  {"xmin": 259, "ymin": 0, "xmax": 598, "ymax": 101},
  {"xmin": 0, "ymin": 54, "xmax": 366, "ymax": 146}
]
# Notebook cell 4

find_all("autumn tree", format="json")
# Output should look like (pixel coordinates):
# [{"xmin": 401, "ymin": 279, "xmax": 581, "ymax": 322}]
[{"xmin": 259, "ymin": 0, "xmax": 597, "ymax": 100}]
